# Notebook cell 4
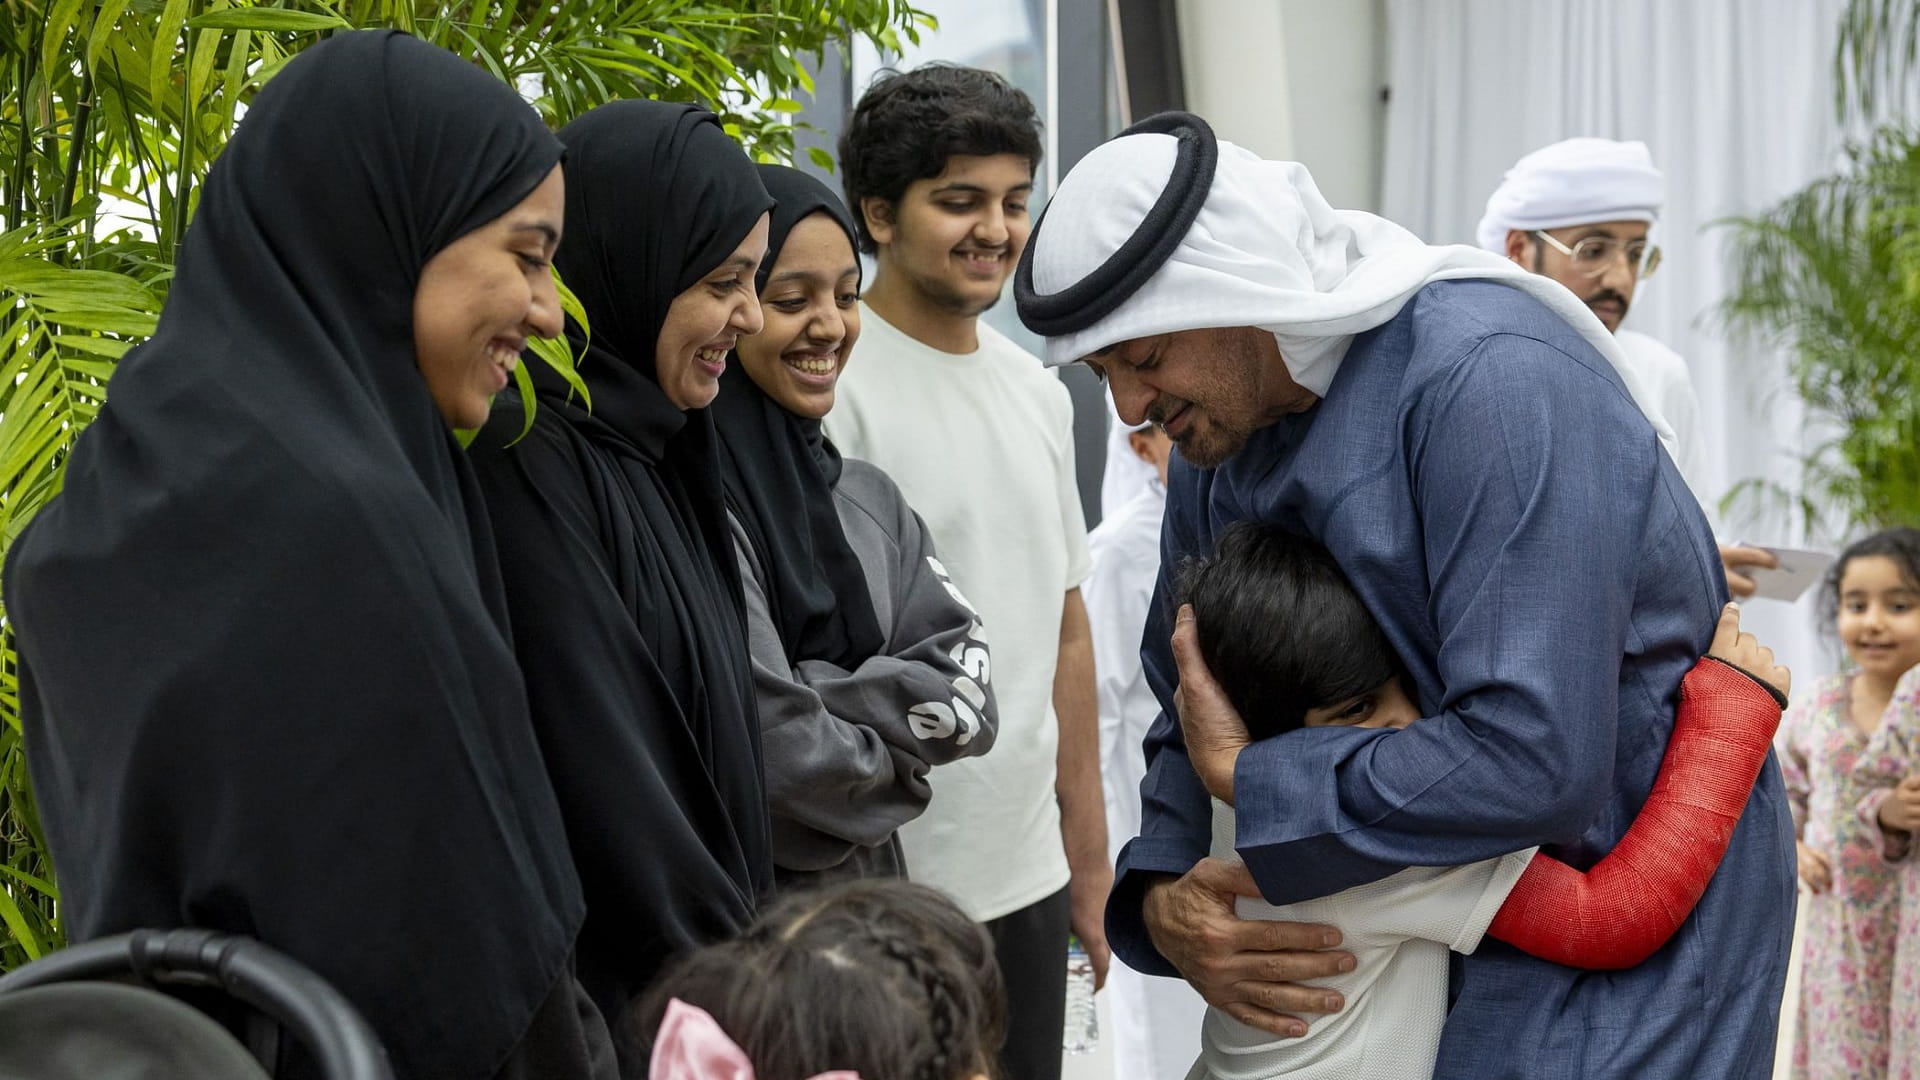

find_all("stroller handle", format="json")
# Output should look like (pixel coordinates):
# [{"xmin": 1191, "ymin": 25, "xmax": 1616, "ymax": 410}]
[{"xmin": 0, "ymin": 928, "xmax": 394, "ymax": 1080}]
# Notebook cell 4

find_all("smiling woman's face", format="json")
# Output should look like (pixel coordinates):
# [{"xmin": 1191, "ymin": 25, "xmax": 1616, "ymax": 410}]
[
  {"xmin": 735, "ymin": 213, "xmax": 861, "ymax": 419},
  {"xmin": 656, "ymin": 213, "xmax": 771, "ymax": 410},
  {"xmin": 411, "ymin": 165, "xmax": 565, "ymax": 429}
]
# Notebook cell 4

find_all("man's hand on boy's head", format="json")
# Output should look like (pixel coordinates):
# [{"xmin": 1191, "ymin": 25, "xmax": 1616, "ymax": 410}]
[{"xmin": 1173, "ymin": 604, "xmax": 1251, "ymax": 805}]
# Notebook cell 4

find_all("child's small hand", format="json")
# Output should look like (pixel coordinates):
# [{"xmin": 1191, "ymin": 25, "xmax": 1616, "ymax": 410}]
[
  {"xmin": 1877, "ymin": 776, "xmax": 1920, "ymax": 833},
  {"xmin": 1795, "ymin": 841, "xmax": 1832, "ymax": 893},
  {"xmin": 1708, "ymin": 602, "xmax": 1790, "ymax": 700}
]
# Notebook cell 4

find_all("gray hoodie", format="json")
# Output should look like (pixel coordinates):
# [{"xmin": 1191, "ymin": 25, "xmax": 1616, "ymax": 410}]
[{"xmin": 731, "ymin": 457, "xmax": 998, "ymax": 888}]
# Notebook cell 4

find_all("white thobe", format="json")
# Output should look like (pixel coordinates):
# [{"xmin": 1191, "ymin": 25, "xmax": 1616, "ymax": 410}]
[
  {"xmin": 1084, "ymin": 480, "xmax": 1207, "ymax": 1080},
  {"xmin": 1616, "ymin": 329, "xmax": 1713, "ymax": 521}
]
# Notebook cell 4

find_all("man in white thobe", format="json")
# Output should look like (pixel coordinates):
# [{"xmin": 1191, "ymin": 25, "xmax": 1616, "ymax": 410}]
[
  {"xmin": 1476, "ymin": 137, "xmax": 1777, "ymax": 594},
  {"xmin": 1083, "ymin": 402, "xmax": 1206, "ymax": 1080}
]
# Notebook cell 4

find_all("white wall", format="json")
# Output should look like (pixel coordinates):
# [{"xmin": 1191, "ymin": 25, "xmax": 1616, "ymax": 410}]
[
  {"xmin": 1175, "ymin": 0, "xmax": 1386, "ymax": 210},
  {"xmin": 1175, "ymin": 0, "xmax": 1293, "ymax": 159},
  {"xmin": 1277, "ymin": 0, "xmax": 1386, "ymax": 210}
]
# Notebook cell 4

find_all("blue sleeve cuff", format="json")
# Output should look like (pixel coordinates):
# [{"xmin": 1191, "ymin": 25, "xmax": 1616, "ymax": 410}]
[{"xmin": 1106, "ymin": 835, "xmax": 1207, "ymax": 978}]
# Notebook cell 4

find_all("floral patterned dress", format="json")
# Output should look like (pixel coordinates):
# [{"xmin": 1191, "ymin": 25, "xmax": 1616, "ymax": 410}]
[
  {"xmin": 1778, "ymin": 672, "xmax": 1907, "ymax": 1079},
  {"xmin": 1853, "ymin": 665, "xmax": 1920, "ymax": 1080}
]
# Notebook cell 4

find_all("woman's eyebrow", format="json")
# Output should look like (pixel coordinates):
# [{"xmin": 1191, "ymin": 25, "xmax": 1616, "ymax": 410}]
[
  {"xmin": 511, "ymin": 222, "xmax": 560, "ymax": 249},
  {"xmin": 767, "ymin": 265, "xmax": 860, "ymax": 285}
]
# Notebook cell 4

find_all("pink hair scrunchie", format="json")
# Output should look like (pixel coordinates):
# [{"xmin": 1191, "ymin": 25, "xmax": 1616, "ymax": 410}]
[{"xmin": 649, "ymin": 998, "xmax": 861, "ymax": 1080}]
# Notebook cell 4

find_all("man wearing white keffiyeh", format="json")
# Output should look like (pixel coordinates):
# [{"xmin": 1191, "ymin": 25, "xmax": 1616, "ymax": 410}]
[
  {"xmin": 1476, "ymin": 136, "xmax": 1779, "ymax": 597},
  {"xmin": 1016, "ymin": 114, "xmax": 1794, "ymax": 1079}
]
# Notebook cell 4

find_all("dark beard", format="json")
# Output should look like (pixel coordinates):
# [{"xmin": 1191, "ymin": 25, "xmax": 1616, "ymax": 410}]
[{"xmin": 1172, "ymin": 414, "xmax": 1255, "ymax": 469}]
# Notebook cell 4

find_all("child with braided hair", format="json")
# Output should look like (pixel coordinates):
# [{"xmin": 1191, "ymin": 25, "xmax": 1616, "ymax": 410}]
[
  {"xmin": 1172, "ymin": 521, "xmax": 1790, "ymax": 1080},
  {"xmin": 637, "ymin": 878, "xmax": 1004, "ymax": 1080}
]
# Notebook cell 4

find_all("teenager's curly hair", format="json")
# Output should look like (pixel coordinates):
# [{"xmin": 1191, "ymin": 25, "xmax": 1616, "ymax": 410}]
[
  {"xmin": 838, "ymin": 63, "xmax": 1044, "ymax": 254},
  {"xmin": 635, "ymin": 878, "xmax": 1006, "ymax": 1080}
]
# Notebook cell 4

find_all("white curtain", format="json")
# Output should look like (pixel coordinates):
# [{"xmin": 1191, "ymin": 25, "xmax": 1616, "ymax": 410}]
[{"xmin": 1381, "ymin": 0, "xmax": 1849, "ymax": 681}]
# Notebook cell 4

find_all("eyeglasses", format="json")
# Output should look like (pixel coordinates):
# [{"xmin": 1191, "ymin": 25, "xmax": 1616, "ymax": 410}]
[{"xmin": 1530, "ymin": 230, "xmax": 1663, "ymax": 280}]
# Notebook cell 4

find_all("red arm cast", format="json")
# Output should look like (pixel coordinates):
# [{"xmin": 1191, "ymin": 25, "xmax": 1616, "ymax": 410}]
[{"xmin": 1486, "ymin": 657, "xmax": 1782, "ymax": 969}]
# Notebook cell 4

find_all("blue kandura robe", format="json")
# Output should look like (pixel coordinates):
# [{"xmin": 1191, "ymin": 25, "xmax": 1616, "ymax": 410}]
[{"xmin": 1108, "ymin": 279, "xmax": 1795, "ymax": 1078}]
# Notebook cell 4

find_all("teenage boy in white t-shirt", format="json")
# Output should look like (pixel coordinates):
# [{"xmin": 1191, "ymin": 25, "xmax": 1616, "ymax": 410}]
[{"xmin": 824, "ymin": 63, "xmax": 1107, "ymax": 1080}]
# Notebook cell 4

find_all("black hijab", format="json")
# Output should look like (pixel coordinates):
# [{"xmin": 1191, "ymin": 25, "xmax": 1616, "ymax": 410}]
[
  {"xmin": 711, "ymin": 165, "xmax": 884, "ymax": 669},
  {"xmin": 536, "ymin": 100, "xmax": 772, "ymax": 458},
  {"xmin": 467, "ymin": 99, "xmax": 776, "ymax": 1053},
  {"xmin": 4, "ymin": 31, "xmax": 580, "ymax": 1080}
]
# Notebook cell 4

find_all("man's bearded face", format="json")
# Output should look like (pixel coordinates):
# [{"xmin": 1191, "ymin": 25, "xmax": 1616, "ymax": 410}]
[
  {"xmin": 1088, "ymin": 326, "xmax": 1312, "ymax": 469},
  {"xmin": 1522, "ymin": 220, "xmax": 1650, "ymax": 334}
]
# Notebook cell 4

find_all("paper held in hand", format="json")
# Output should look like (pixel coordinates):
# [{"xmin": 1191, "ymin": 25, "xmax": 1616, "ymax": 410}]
[{"xmin": 1737, "ymin": 545, "xmax": 1836, "ymax": 602}]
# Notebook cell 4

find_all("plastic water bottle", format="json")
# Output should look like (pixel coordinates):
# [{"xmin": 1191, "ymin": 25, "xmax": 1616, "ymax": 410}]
[{"xmin": 1063, "ymin": 934, "xmax": 1098, "ymax": 1054}]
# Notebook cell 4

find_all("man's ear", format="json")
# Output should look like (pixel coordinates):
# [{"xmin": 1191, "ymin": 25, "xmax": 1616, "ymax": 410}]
[
  {"xmin": 1503, "ymin": 228, "xmax": 1531, "ymax": 266},
  {"xmin": 860, "ymin": 196, "xmax": 897, "ymax": 248}
]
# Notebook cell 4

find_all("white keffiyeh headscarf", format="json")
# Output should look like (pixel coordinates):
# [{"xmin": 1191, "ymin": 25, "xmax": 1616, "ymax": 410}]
[
  {"xmin": 1474, "ymin": 137, "xmax": 1664, "ymax": 254},
  {"xmin": 1022, "ymin": 129, "xmax": 1677, "ymax": 454}
]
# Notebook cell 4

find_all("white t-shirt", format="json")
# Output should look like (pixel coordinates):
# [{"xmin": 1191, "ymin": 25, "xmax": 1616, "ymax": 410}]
[
  {"xmin": 1615, "ymin": 329, "xmax": 1711, "ymax": 517},
  {"xmin": 825, "ymin": 302, "xmax": 1092, "ymax": 920},
  {"xmin": 1193, "ymin": 800, "xmax": 1537, "ymax": 1080}
]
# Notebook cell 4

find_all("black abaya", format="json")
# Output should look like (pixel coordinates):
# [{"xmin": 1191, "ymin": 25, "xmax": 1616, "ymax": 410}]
[
  {"xmin": 466, "ymin": 101, "xmax": 774, "ymax": 1061},
  {"xmin": 3, "ymin": 31, "xmax": 583, "ymax": 1080}
]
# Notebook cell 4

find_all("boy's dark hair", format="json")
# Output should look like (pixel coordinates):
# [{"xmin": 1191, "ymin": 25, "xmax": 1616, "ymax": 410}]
[
  {"xmin": 1175, "ymin": 521, "xmax": 1406, "ymax": 740},
  {"xmin": 838, "ymin": 63, "xmax": 1044, "ymax": 253},
  {"xmin": 634, "ymin": 878, "xmax": 1005, "ymax": 1080},
  {"xmin": 1820, "ymin": 526, "xmax": 1920, "ymax": 635}
]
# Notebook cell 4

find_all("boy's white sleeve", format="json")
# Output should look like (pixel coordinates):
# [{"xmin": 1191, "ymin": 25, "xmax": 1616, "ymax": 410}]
[
  {"xmin": 1217, "ymin": 796, "xmax": 1537, "ymax": 953},
  {"xmin": 1346, "ymin": 850, "xmax": 1539, "ymax": 954}
]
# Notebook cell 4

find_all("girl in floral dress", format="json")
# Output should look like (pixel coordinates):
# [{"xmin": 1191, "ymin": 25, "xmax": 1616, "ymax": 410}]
[
  {"xmin": 1780, "ymin": 527, "xmax": 1920, "ymax": 1079},
  {"xmin": 1849, "ymin": 529, "xmax": 1920, "ymax": 1080}
]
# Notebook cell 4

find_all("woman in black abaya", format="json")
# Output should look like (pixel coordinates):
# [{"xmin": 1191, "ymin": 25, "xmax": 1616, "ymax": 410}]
[
  {"xmin": 466, "ymin": 100, "xmax": 773, "ymax": 1068},
  {"xmin": 710, "ymin": 166, "xmax": 998, "ymax": 889},
  {"xmin": 4, "ymin": 31, "xmax": 605, "ymax": 1080}
]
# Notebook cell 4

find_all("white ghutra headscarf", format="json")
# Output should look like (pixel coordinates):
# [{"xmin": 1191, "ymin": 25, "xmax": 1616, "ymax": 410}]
[
  {"xmin": 1474, "ymin": 137, "xmax": 1664, "ymax": 253},
  {"xmin": 1017, "ymin": 122, "xmax": 1677, "ymax": 455}
]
